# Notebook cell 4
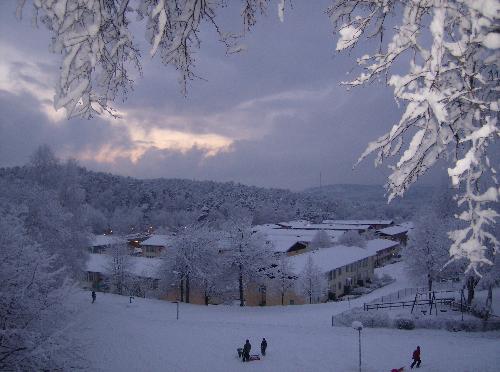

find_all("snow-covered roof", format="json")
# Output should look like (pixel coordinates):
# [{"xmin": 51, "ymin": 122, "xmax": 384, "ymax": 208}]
[
  {"xmin": 255, "ymin": 224, "xmax": 345, "ymax": 252},
  {"xmin": 377, "ymin": 225, "xmax": 410, "ymax": 236},
  {"xmin": 322, "ymin": 219, "xmax": 394, "ymax": 226},
  {"xmin": 307, "ymin": 223, "xmax": 371, "ymax": 231},
  {"xmin": 289, "ymin": 245, "xmax": 375, "ymax": 274},
  {"xmin": 277, "ymin": 221, "xmax": 370, "ymax": 231},
  {"xmin": 86, "ymin": 254, "xmax": 162, "ymax": 279},
  {"xmin": 364, "ymin": 239, "xmax": 400, "ymax": 255},
  {"xmin": 141, "ymin": 234, "xmax": 173, "ymax": 247},
  {"xmin": 89, "ymin": 234, "xmax": 127, "ymax": 247},
  {"xmin": 253, "ymin": 223, "xmax": 282, "ymax": 230},
  {"xmin": 125, "ymin": 233, "xmax": 151, "ymax": 241},
  {"xmin": 398, "ymin": 221, "xmax": 414, "ymax": 230},
  {"xmin": 277, "ymin": 220, "xmax": 312, "ymax": 229}
]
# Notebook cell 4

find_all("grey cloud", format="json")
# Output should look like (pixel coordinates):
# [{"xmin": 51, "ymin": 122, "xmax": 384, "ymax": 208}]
[
  {"xmin": 0, "ymin": 90, "xmax": 134, "ymax": 165},
  {"xmin": 0, "ymin": 0, "xmax": 436, "ymax": 191}
]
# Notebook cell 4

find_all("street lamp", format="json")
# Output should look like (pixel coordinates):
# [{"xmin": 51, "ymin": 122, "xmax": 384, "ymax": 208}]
[
  {"xmin": 173, "ymin": 300, "xmax": 179, "ymax": 320},
  {"xmin": 352, "ymin": 321, "xmax": 363, "ymax": 372}
]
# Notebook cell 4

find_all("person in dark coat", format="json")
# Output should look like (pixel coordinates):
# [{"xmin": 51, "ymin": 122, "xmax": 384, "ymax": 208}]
[
  {"xmin": 410, "ymin": 346, "xmax": 421, "ymax": 368},
  {"xmin": 242, "ymin": 339, "xmax": 251, "ymax": 362},
  {"xmin": 91, "ymin": 291, "xmax": 96, "ymax": 304},
  {"xmin": 260, "ymin": 338, "xmax": 267, "ymax": 356}
]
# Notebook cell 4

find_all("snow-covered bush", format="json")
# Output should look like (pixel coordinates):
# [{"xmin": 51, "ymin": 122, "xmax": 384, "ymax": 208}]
[
  {"xmin": 310, "ymin": 230, "xmax": 332, "ymax": 249},
  {"xmin": 369, "ymin": 273, "xmax": 394, "ymax": 289},
  {"xmin": 394, "ymin": 317, "xmax": 415, "ymax": 330},
  {"xmin": 332, "ymin": 307, "xmax": 391, "ymax": 328}
]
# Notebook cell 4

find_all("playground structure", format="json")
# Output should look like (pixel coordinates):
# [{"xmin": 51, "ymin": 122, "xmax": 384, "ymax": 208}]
[{"xmin": 364, "ymin": 288, "xmax": 469, "ymax": 319}]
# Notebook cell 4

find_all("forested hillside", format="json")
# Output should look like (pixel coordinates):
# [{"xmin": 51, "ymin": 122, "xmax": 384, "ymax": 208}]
[{"xmin": 0, "ymin": 147, "xmax": 429, "ymax": 236}]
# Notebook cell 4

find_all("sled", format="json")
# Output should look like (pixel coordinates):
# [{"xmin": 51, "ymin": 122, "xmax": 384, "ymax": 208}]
[{"xmin": 249, "ymin": 355, "xmax": 260, "ymax": 361}]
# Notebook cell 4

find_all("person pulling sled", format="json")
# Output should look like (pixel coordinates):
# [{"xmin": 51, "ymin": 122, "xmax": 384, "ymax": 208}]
[
  {"xmin": 242, "ymin": 340, "xmax": 251, "ymax": 362},
  {"xmin": 410, "ymin": 346, "xmax": 421, "ymax": 369}
]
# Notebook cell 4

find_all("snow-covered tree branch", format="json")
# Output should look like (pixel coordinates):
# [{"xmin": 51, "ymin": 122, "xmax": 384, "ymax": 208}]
[
  {"xmin": 330, "ymin": 0, "xmax": 499, "ymax": 273},
  {"xmin": 17, "ymin": 0, "xmax": 263, "ymax": 118}
]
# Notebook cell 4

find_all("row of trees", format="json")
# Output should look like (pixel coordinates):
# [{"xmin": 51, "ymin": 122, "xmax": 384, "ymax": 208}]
[
  {"xmin": 102, "ymin": 215, "xmax": 330, "ymax": 306},
  {"xmin": 157, "ymin": 217, "xmax": 327, "ymax": 306}
]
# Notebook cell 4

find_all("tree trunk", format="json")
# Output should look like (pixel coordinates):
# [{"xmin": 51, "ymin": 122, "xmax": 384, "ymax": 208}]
[
  {"xmin": 204, "ymin": 291, "xmax": 209, "ymax": 306},
  {"xmin": 239, "ymin": 264, "xmax": 244, "ymax": 307},
  {"xmin": 428, "ymin": 274, "xmax": 433, "ymax": 301},
  {"xmin": 309, "ymin": 278, "xmax": 312, "ymax": 304},
  {"xmin": 185, "ymin": 274, "xmax": 190, "ymax": 303},
  {"xmin": 466, "ymin": 276, "xmax": 476, "ymax": 305},
  {"xmin": 281, "ymin": 290, "xmax": 284, "ymax": 306},
  {"xmin": 180, "ymin": 278, "xmax": 184, "ymax": 302},
  {"xmin": 485, "ymin": 285, "xmax": 493, "ymax": 320}
]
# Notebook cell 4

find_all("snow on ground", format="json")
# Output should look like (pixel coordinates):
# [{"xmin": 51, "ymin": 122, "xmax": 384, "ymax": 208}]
[
  {"xmin": 375, "ymin": 261, "xmax": 412, "ymax": 291},
  {"xmin": 70, "ymin": 264, "xmax": 500, "ymax": 372}
]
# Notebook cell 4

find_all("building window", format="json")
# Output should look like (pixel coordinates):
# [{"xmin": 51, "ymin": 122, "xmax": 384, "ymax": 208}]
[{"xmin": 87, "ymin": 271, "xmax": 99, "ymax": 282}]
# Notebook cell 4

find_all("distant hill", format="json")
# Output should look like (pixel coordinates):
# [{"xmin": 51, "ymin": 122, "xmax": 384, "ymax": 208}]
[
  {"xmin": 303, "ymin": 184, "xmax": 434, "ymax": 222},
  {"xmin": 304, "ymin": 183, "xmax": 433, "ymax": 203},
  {"xmin": 0, "ymin": 162, "xmax": 425, "ymax": 233}
]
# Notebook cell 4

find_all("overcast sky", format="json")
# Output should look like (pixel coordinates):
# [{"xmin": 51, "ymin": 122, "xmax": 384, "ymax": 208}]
[{"xmin": 0, "ymin": 1, "xmax": 422, "ymax": 191}]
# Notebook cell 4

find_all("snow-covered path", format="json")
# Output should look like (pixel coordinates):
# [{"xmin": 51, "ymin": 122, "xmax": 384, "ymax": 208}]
[{"xmin": 71, "ymin": 279, "xmax": 500, "ymax": 372}]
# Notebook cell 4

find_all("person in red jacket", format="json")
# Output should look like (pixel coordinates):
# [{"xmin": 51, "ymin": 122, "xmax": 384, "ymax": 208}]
[{"xmin": 411, "ymin": 346, "xmax": 421, "ymax": 368}]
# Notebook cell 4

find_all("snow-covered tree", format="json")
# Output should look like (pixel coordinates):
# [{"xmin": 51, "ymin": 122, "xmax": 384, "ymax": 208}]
[
  {"xmin": 330, "ymin": 0, "xmax": 499, "ymax": 274},
  {"xmin": 404, "ymin": 210, "xmax": 461, "ymax": 294},
  {"xmin": 106, "ymin": 243, "xmax": 132, "ymax": 295},
  {"xmin": 270, "ymin": 255, "xmax": 298, "ymax": 306},
  {"xmin": 0, "ymin": 201, "xmax": 80, "ymax": 371},
  {"xmin": 223, "ymin": 216, "xmax": 274, "ymax": 306},
  {"xmin": 298, "ymin": 255, "xmax": 327, "ymax": 304},
  {"xmin": 23, "ymin": 147, "xmax": 90, "ymax": 276},
  {"xmin": 475, "ymin": 222, "xmax": 500, "ymax": 316},
  {"xmin": 194, "ymin": 232, "xmax": 228, "ymax": 305},
  {"xmin": 19, "ymin": 186, "xmax": 88, "ymax": 276},
  {"xmin": 338, "ymin": 230, "xmax": 366, "ymax": 248},
  {"xmin": 83, "ymin": 205, "xmax": 109, "ymax": 234},
  {"xmin": 110, "ymin": 206, "xmax": 145, "ymax": 235},
  {"xmin": 310, "ymin": 229, "xmax": 332, "ymax": 249},
  {"xmin": 28, "ymin": 144, "xmax": 60, "ymax": 189},
  {"xmin": 160, "ymin": 225, "xmax": 222, "ymax": 303}
]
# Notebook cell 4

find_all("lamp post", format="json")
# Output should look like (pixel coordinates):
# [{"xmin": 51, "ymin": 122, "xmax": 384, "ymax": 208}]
[
  {"xmin": 173, "ymin": 300, "xmax": 179, "ymax": 320},
  {"xmin": 352, "ymin": 321, "xmax": 363, "ymax": 372}
]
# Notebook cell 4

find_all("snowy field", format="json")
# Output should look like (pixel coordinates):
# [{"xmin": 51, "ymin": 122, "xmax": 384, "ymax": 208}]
[{"xmin": 70, "ymin": 264, "xmax": 500, "ymax": 372}]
